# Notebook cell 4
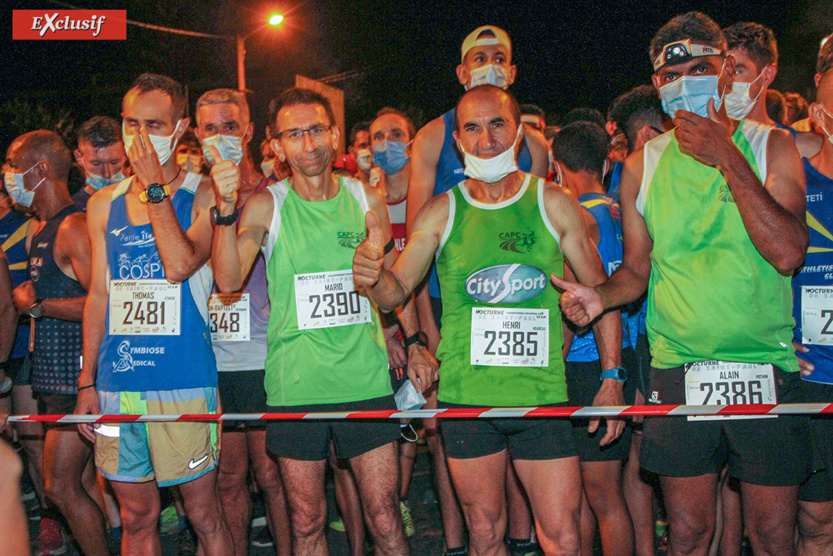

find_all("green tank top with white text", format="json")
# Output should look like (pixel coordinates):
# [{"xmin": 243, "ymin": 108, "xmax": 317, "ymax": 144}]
[
  {"xmin": 262, "ymin": 177, "xmax": 391, "ymax": 405},
  {"xmin": 436, "ymin": 175, "xmax": 568, "ymax": 406}
]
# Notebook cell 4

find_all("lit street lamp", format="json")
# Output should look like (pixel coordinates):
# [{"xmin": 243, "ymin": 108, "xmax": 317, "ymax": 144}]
[{"xmin": 237, "ymin": 14, "xmax": 284, "ymax": 93}]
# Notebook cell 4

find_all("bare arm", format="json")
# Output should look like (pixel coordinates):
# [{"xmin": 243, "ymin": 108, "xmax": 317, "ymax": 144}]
[
  {"xmin": 0, "ymin": 249, "xmax": 15, "ymax": 362},
  {"xmin": 523, "ymin": 125, "xmax": 550, "ymax": 178},
  {"xmin": 674, "ymin": 107, "xmax": 807, "ymax": 274},
  {"xmin": 75, "ymin": 189, "xmax": 112, "ymax": 441},
  {"xmin": 354, "ymin": 194, "xmax": 449, "ymax": 311}
]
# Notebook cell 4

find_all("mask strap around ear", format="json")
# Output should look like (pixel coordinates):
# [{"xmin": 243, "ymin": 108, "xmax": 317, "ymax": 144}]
[{"xmin": 602, "ymin": 159, "xmax": 609, "ymax": 178}]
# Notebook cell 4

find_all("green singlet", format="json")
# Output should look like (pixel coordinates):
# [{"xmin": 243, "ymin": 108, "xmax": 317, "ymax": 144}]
[
  {"xmin": 637, "ymin": 121, "xmax": 797, "ymax": 372},
  {"xmin": 436, "ymin": 174, "xmax": 568, "ymax": 406},
  {"xmin": 261, "ymin": 177, "xmax": 391, "ymax": 406}
]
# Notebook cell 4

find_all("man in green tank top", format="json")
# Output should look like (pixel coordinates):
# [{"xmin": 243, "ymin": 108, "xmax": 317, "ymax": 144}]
[
  {"xmin": 211, "ymin": 88, "xmax": 437, "ymax": 556},
  {"xmin": 554, "ymin": 12, "xmax": 811, "ymax": 556},
  {"xmin": 353, "ymin": 85, "xmax": 625, "ymax": 555}
]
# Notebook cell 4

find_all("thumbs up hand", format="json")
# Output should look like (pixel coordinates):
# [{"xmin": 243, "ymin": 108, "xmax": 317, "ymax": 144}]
[
  {"xmin": 353, "ymin": 211, "xmax": 387, "ymax": 289},
  {"xmin": 207, "ymin": 145, "xmax": 239, "ymax": 207},
  {"xmin": 551, "ymin": 273, "xmax": 604, "ymax": 327}
]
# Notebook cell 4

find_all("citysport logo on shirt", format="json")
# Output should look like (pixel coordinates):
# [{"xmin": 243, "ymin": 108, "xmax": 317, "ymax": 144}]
[
  {"xmin": 12, "ymin": 10, "xmax": 127, "ymax": 40},
  {"xmin": 465, "ymin": 264, "xmax": 548, "ymax": 304},
  {"xmin": 499, "ymin": 231, "xmax": 536, "ymax": 253}
]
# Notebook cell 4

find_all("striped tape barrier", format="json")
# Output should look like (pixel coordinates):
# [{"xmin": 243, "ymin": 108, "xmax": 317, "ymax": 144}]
[{"xmin": 6, "ymin": 403, "xmax": 833, "ymax": 424}]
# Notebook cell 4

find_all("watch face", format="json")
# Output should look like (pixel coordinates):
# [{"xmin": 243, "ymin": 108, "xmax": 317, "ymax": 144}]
[
  {"xmin": 29, "ymin": 303, "xmax": 44, "ymax": 318},
  {"xmin": 146, "ymin": 184, "xmax": 166, "ymax": 203}
]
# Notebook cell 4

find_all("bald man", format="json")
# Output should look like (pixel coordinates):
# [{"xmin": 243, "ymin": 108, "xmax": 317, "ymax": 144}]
[
  {"xmin": 4, "ymin": 130, "xmax": 107, "ymax": 555},
  {"xmin": 354, "ymin": 85, "xmax": 623, "ymax": 555}
]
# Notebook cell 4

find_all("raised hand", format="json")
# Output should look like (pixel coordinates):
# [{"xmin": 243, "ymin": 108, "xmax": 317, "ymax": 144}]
[
  {"xmin": 550, "ymin": 273, "xmax": 604, "ymax": 327},
  {"xmin": 207, "ymin": 145, "xmax": 240, "ymax": 208},
  {"xmin": 353, "ymin": 211, "xmax": 386, "ymax": 289}
]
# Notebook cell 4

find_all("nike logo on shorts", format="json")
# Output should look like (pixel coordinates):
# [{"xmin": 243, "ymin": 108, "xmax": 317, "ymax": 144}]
[{"xmin": 188, "ymin": 454, "xmax": 209, "ymax": 470}]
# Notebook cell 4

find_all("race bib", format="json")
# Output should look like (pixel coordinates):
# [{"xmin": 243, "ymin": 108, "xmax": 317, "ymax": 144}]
[
  {"xmin": 109, "ymin": 280, "xmax": 181, "ymax": 335},
  {"xmin": 470, "ymin": 307, "xmax": 548, "ymax": 367},
  {"xmin": 294, "ymin": 270, "xmax": 371, "ymax": 329},
  {"xmin": 684, "ymin": 361, "xmax": 777, "ymax": 421},
  {"xmin": 208, "ymin": 293, "xmax": 250, "ymax": 342},
  {"xmin": 801, "ymin": 286, "xmax": 833, "ymax": 345}
]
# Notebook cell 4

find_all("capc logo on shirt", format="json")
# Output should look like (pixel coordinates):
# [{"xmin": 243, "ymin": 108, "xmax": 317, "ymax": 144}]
[{"xmin": 12, "ymin": 10, "xmax": 127, "ymax": 40}]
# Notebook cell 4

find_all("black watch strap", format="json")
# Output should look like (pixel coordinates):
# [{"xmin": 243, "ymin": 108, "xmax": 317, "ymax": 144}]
[
  {"xmin": 404, "ymin": 331, "xmax": 429, "ymax": 348},
  {"xmin": 211, "ymin": 206, "xmax": 239, "ymax": 226}
]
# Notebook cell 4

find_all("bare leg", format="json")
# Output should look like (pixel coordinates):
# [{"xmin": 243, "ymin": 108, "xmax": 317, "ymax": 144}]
[
  {"xmin": 739, "ymin": 482, "xmax": 799, "ymax": 556},
  {"xmin": 248, "ymin": 428, "xmax": 291, "ymax": 555},
  {"xmin": 717, "ymin": 471, "xmax": 742, "ymax": 556},
  {"xmin": 278, "ymin": 457, "xmax": 329, "ymax": 556},
  {"xmin": 399, "ymin": 438, "xmax": 417, "ymax": 500},
  {"xmin": 176, "ymin": 469, "xmax": 234, "ymax": 556},
  {"xmin": 331, "ymin": 447, "xmax": 365, "ymax": 556},
  {"xmin": 217, "ymin": 430, "xmax": 251, "ymax": 556},
  {"xmin": 448, "ymin": 450, "xmax": 509, "ymax": 556},
  {"xmin": 579, "ymin": 489, "xmax": 597, "ymax": 556},
  {"xmin": 424, "ymin": 385, "xmax": 466, "ymax": 551},
  {"xmin": 623, "ymin": 400, "xmax": 656, "ymax": 556},
  {"xmin": 506, "ymin": 460, "xmax": 533, "ymax": 541},
  {"xmin": 12, "ymin": 384, "xmax": 45, "ymax": 505},
  {"xmin": 798, "ymin": 500, "xmax": 833, "ymax": 556},
  {"xmin": 581, "ymin": 459, "xmax": 634, "ymax": 556},
  {"xmin": 111, "ymin": 480, "xmax": 163, "ymax": 556},
  {"xmin": 97, "ymin": 473, "xmax": 122, "ymax": 531},
  {"xmin": 0, "ymin": 439, "xmax": 30, "ymax": 556},
  {"xmin": 43, "ymin": 427, "xmax": 109, "ymax": 555},
  {"xmin": 350, "ymin": 442, "xmax": 409, "ymax": 556},
  {"xmin": 660, "ymin": 474, "xmax": 718, "ymax": 556},
  {"xmin": 513, "ymin": 457, "xmax": 582, "ymax": 556}
]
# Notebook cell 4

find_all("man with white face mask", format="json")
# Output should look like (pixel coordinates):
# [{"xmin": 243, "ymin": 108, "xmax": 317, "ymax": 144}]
[
  {"xmin": 5, "ymin": 130, "xmax": 107, "ymax": 556},
  {"xmin": 194, "ymin": 88, "xmax": 290, "ymax": 556},
  {"xmin": 724, "ymin": 21, "xmax": 822, "ymax": 158},
  {"xmin": 354, "ymin": 85, "xmax": 624, "ymax": 555},
  {"xmin": 406, "ymin": 26, "xmax": 550, "ymax": 554},
  {"xmin": 553, "ymin": 12, "xmax": 812, "ymax": 556},
  {"xmin": 72, "ymin": 116, "xmax": 128, "ymax": 211},
  {"xmin": 75, "ymin": 73, "xmax": 232, "ymax": 555}
]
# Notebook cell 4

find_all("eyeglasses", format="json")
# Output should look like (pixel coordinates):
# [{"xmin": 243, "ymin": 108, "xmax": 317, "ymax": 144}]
[
  {"xmin": 653, "ymin": 39, "xmax": 723, "ymax": 71},
  {"xmin": 275, "ymin": 125, "xmax": 333, "ymax": 142}
]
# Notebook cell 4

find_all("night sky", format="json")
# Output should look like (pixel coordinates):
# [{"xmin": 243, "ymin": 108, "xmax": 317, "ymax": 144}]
[{"xmin": 2, "ymin": 0, "xmax": 831, "ymax": 152}]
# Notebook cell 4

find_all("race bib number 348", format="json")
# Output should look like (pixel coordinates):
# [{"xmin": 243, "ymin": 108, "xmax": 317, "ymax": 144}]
[
  {"xmin": 684, "ymin": 361, "xmax": 776, "ymax": 421},
  {"xmin": 208, "ymin": 293, "xmax": 250, "ymax": 342},
  {"xmin": 109, "ymin": 280, "xmax": 180, "ymax": 335},
  {"xmin": 294, "ymin": 270, "xmax": 371, "ymax": 329},
  {"xmin": 471, "ymin": 307, "xmax": 548, "ymax": 367}
]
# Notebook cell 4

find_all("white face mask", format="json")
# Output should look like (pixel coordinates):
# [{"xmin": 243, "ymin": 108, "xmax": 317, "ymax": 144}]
[
  {"xmin": 724, "ymin": 70, "xmax": 767, "ymax": 119},
  {"xmin": 356, "ymin": 148, "xmax": 372, "ymax": 173},
  {"xmin": 4, "ymin": 163, "xmax": 45, "ymax": 208},
  {"xmin": 122, "ymin": 120, "xmax": 182, "ymax": 165},
  {"xmin": 261, "ymin": 158, "xmax": 276, "ymax": 177},
  {"xmin": 458, "ymin": 124, "xmax": 522, "ymax": 183},
  {"xmin": 466, "ymin": 64, "xmax": 510, "ymax": 91},
  {"xmin": 818, "ymin": 104, "xmax": 833, "ymax": 146}
]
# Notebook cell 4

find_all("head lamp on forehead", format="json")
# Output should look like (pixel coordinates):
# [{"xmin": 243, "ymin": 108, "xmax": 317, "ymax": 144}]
[{"xmin": 653, "ymin": 39, "xmax": 723, "ymax": 71}]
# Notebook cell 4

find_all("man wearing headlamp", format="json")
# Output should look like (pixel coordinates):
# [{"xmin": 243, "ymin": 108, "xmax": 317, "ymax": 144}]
[{"xmin": 554, "ymin": 11, "xmax": 811, "ymax": 556}]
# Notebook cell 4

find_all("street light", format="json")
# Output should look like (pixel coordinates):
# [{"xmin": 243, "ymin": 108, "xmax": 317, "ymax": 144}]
[{"xmin": 237, "ymin": 14, "xmax": 284, "ymax": 93}]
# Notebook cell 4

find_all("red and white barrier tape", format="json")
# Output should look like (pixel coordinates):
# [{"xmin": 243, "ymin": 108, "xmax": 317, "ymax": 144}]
[{"xmin": 7, "ymin": 403, "xmax": 833, "ymax": 424}]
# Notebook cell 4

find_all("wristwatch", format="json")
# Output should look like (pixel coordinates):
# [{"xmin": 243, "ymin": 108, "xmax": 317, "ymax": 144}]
[
  {"xmin": 600, "ymin": 366, "xmax": 627, "ymax": 382},
  {"xmin": 28, "ymin": 300, "xmax": 44, "ymax": 319},
  {"xmin": 210, "ymin": 206, "xmax": 239, "ymax": 226},
  {"xmin": 139, "ymin": 183, "xmax": 170, "ymax": 204},
  {"xmin": 404, "ymin": 331, "xmax": 429, "ymax": 349}
]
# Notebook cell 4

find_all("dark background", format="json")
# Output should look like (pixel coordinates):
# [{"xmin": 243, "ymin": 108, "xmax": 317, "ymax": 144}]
[{"xmin": 2, "ymin": 0, "xmax": 831, "ymax": 155}]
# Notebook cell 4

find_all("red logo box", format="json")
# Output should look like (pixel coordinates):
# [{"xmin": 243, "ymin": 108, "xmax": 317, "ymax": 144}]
[{"xmin": 13, "ymin": 10, "xmax": 127, "ymax": 40}]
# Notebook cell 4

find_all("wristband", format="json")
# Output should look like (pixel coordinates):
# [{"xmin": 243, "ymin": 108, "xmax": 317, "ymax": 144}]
[
  {"xmin": 78, "ymin": 384, "xmax": 96, "ymax": 391},
  {"xmin": 600, "ymin": 366, "xmax": 627, "ymax": 382},
  {"xmin": 384, "ymin": 238, "xmax": 395, "ymax": 255}
]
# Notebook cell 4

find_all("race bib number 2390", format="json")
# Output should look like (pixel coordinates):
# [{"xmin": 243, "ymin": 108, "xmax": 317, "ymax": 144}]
[{"xmin": 294, "ymin": 270, "xmax": 370, "ymax": 329}]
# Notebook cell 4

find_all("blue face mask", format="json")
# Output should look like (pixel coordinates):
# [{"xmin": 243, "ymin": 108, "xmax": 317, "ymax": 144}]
[
  {"xmin": 86, "ymin": 172, "xmax": 126, "ymax": 191},
  {"xmin": 372, "ymin": 140, "xmax": 410, "ymax": 176},
  {"xmin": 659, "ymin": 71, "xmax": 725, "ymax": 119},
  {"xmin": 202, "ymin": 134, "xmax": 245, "ymax": 166}
]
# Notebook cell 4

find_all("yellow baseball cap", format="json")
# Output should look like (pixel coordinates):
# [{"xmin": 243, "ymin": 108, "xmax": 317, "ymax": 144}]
[{"xmin": 461, "ymin": 25, "xmax": 512, "ymax": 63}]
